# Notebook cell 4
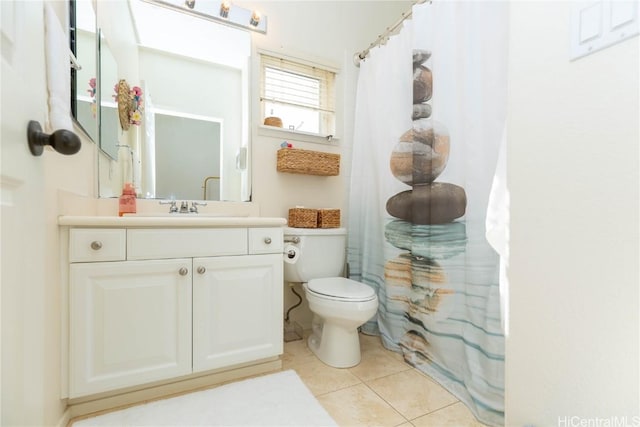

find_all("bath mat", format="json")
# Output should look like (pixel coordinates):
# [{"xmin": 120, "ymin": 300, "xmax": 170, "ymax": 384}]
[{"xmin": 73, "ymin": 370, "xmax": 337, "ymax": 426}]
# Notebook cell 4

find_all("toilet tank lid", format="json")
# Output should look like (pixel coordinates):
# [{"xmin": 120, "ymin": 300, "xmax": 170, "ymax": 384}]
[
  {"xmin": 284, "ymin": 227, "xmax": 347, "ymax": 236},
  {"xmin": 308, "ymin": 277, "xmax": 376, "ymax": 300}
]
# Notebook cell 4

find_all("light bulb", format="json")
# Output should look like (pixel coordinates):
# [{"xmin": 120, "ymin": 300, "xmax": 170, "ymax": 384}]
[
  {"xmin": 220, "ymin": 0, "xmax": 230, "ymax": 18},
  {"xmin": 249, "ymin": 10, "xmax": 260, "ymax": 26}
]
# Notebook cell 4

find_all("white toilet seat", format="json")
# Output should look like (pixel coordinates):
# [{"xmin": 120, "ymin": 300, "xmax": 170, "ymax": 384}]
[{"xmin": 307, "ymin": 277, "xmax": 376, "ymax": 302}]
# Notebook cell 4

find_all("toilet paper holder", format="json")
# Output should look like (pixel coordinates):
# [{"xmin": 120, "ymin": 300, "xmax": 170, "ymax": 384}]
[{"xmin": 283, "ymin": 243, "xmax": 300, "ymax": 264}]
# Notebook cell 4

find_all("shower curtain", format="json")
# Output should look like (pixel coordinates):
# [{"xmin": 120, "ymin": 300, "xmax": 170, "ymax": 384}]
[{"xmin": 347, "ymin": 2, "xmax": 508, "ymax": 426}]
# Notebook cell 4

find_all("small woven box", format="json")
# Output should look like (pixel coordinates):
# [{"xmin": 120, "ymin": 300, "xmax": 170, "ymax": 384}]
[
  {"xmin": 288, "ymin": 208, "xmax": 318, "ymax": 228},
  {"xmin": 318, "ymin": 209, "xmax": 340, "ymax": 228}
]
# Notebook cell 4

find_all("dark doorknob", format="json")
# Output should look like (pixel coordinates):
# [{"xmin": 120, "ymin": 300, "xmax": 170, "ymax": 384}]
[{"xmin": 27, "ymin": 120, "xmax": 81, "ymax": 156}]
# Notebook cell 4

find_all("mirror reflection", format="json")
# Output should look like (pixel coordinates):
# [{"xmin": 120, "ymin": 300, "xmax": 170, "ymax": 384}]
[
  {"xmin": 98, "ymin": 30, "xmax": 120, "ymax": 160},
  {"xmin": 95, "ymin": 0, "xmax": 251, "ymax": 201}
]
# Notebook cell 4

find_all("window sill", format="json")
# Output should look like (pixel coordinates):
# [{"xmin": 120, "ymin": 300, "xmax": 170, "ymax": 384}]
[{"xmin": 257, "ymin": 125, "xmax": 340, "ymax": 145}]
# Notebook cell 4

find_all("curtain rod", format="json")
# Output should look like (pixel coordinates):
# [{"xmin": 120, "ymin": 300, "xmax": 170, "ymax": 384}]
[{"xmin": 353, "ymin": 0, "xmax": 430, "ymax": 67}]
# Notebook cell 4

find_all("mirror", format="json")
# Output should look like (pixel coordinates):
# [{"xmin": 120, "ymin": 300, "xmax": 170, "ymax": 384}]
[
  {"xmin": 98, "ymin": 30, "xmax": 120, "ymax": 160},
  {"xmin": 70, "ymin": 0, "xmax": 98, "ymax": 142},
  {"xmin": 95, "ymin": 0, "xmax": 251, "ymax": 202}
]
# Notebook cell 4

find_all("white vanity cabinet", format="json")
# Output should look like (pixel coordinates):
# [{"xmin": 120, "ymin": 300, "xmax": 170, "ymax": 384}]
[{"xmin": 64, "ymin": 221, "xmax": 284, "ymax": 399}]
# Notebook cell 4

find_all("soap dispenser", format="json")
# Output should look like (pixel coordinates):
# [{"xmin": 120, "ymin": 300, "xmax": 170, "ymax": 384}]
[{"xmin": 118, "ymin": 183, "xmax": 137, "ymax": 216}]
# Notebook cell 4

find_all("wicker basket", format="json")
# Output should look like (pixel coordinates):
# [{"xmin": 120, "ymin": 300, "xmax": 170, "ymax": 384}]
[
  {"xmin": 117, "ymin": 79, "xmax": 131, "ymax": 131},
  {"xmin": 277, "ymin": 148, "xmax": 340, "ymax": 176},
  {"xmin": 288, "ymin": 208, "xmax": 318, "ymax": 228},
  {"xmin": 264, "ymin": 116, "xmax": 283, "ymax": 127},
  {"xmin": 318, "ymin": 209, "xmax": 340, "ymax": 228}
]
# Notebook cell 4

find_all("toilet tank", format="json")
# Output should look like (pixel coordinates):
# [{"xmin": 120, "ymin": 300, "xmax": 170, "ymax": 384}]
[{"xmin": 283, "ymin": 227, "xmax": 347, "ymax": 283}]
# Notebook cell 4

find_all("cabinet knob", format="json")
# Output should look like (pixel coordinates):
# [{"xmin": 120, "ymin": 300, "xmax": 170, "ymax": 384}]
[
  {"xmin": 90, "ymin": 241, "xmax": 103, "ymax": 250},
  {"xmin": 197, "ymin": 266, "xmax": 206, "ymax": 274},
  {"xmin": 264, "ymin": 237, "xmax": 272, "ymax": 244},
  {"xmin": 178, "ymin": 267, "xmax": 188, "ymax": 276}
]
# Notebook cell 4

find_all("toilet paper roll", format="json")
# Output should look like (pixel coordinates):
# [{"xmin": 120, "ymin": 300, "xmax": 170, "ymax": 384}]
[{"xmin": 283, "ymin": 245, "xmax": 299, "ymax": 264}]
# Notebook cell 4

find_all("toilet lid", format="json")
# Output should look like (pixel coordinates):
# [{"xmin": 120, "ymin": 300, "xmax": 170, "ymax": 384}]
[{"xmin": 307, "ymin": 277, "xmax": 376, "ymax": 301}]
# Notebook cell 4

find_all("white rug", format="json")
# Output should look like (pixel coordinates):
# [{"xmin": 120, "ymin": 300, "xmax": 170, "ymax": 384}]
[{"xmin": 74, "ymin": 370, "xmax": 337, "ymax": 427}]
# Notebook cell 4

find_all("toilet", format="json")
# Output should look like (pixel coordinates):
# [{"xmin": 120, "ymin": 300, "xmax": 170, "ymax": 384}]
[{"xmin": 283, "ymin": 227, "xmax": 378, "ymax": 368}]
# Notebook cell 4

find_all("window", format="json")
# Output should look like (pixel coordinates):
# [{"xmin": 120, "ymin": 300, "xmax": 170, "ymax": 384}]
[{"xmin": 260, "ymin": 53, "xmax": 336, "ymax": 136}]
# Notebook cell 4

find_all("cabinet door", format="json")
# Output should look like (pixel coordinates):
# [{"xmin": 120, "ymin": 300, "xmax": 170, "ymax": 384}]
[
  {"xmin": 192, "ymin": 254, "xmax": 283, "ymax": 372},
  {"xmin": 69, "ymin": 259, "xmax": 192, "ymax": 398}
]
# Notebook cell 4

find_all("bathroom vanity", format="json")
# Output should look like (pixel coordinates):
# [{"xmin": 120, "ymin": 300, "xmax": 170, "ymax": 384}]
[{"xmin": 59, "ymin": 215, "xmax": 285, "ymax": 405}]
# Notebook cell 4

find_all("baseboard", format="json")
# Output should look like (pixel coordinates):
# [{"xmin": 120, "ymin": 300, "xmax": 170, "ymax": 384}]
[
  {"xmin": 56, "ymin": 408, "xmax": 72, "ymax": 427},
  {"xmin": 67, "ymin": 358, "xmax": 281, "ymax": 423}
]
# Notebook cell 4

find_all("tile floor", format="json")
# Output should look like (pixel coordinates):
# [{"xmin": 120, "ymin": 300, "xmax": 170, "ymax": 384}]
[{"xmin": 281, "ymin": 332, "xmax": 487, "ymax": 427}]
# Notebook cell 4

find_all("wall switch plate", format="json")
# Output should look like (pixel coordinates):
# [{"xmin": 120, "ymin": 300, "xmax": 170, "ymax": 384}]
[{"xmin": 570, "ymin": 0, "xmax": 639, "ymax": 60}]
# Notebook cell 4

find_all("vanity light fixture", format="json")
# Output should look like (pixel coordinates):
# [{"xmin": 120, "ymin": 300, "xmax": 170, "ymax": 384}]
[
  {"xmin": 219, "ymin": 0, "xmax": 230, "ymax": 18},
  {"xmin": 142, "ymin": 0, "xmax": 267, "ymax": 33},
  {"xmin": 249, "ymin": 10, "xmax": 260, "ymax": 26}
]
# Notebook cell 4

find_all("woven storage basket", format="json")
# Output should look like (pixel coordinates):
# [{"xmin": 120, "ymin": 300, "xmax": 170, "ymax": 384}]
[
  {"xmin": 288, "ymin": 208, "xmax": 318, "ymax": 228},
  {"xmin": 318, "ymin": 209, "xmax": 340, "ymax": 228},
  {"xmin": 264, "ymin": 116, "xmax": 283, "ymax": 127},
  {"xmin": 277, "ymin": 148, "xmax": 340, "ymax": 176}
]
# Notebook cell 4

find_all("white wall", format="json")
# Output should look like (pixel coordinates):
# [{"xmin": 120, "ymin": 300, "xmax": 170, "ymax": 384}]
[{"xmin": 506, "ymin": 1, "xmax": 639, "ymax": 424}]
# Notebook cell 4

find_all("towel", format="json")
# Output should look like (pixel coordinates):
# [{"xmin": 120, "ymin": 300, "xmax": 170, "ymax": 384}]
[
  {"xmin": 485, "ymin": 126, "xmax": 510, "ymax": 335},
  {"xmin": 44, "ymin": 3, "xmax": 74, "ymax": 132}
]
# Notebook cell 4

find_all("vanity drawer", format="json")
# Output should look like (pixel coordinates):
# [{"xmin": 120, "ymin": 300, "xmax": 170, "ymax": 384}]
[
  {"xmin": 127, "ymin": 228, "xmax": 248, "ymax": 260},
  {"xmin": 69, "ymin": 229, "xmax": 126, "ymax": 262},
  {"xmin": 249, "ymin": 228, "xmax": 283, "ymax": 254}
]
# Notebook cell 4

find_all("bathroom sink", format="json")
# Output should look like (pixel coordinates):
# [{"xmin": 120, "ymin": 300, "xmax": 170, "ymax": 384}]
[
  {"xmin": 58, "ymin": 215, "xmax": 287, "ymax": 228},
  {"xmin": 124, "ymin": 212, "xmax": 248, "ymax": 217}
]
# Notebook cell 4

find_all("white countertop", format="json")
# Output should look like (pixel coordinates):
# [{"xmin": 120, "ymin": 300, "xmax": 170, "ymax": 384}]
[{"xmin": 58, "ymin": 215, "xmax": 287, "ymax": 228}]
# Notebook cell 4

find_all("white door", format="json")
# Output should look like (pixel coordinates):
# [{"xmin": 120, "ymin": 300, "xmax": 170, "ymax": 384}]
[
  {"xmin": 69, "ymin": 259, "xmax": 192, "ymax": 397},
  {"xmin": 192, "ymin": 254, "xmax": 283, "ymax": 372},
  {"xmin": 1, "ymin": 0, "xmax": 50, "ymax": 424}
]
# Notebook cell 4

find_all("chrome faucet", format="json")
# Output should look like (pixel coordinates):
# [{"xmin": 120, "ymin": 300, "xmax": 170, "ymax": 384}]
[
  {"xmin": 159, "ymin": 200, "xmax": 178, "ymax": 213},
  {"xmin": 159, "ymin": 200, "xmax": 205, "ymax": 214},
  {"xmin": 190, "ymin": 201, "xmax": 207, "ymax": 213}
]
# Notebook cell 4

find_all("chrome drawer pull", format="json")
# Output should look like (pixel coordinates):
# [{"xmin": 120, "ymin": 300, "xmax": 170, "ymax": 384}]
[
  {"xmin": 197, "ymin": 266, "xmax": 206, "ymax": 274},
  {"xmin": 179, "ymin": 267, "xmax": 188, "ymax": 276},
  {"xmin": 264, "ymin": 237, "xmax": 272, "ymax": 244},
  {"xmin": 90, "ymin": 241, "xmax": 103, "ymax": 250}
]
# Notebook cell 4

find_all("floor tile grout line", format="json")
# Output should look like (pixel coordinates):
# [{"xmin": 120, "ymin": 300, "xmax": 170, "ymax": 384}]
[
  {"xmin": 348, "ymin": 366, "xmax": 413, "ymax": 385},
  {"xmin": 360, "ymin": 379, "xmax": 411, "ymax": 424},
  {"xmin": 405, "ymin": 400, "xmax": 461, "ymax": 423},
  {"xmin": 312, "ymin": 378, "xmax": 365, "ymax": 398}
]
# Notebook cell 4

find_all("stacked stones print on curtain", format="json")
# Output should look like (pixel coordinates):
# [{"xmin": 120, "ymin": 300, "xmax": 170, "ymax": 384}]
[
  {"xmin": 375, "ymin": 41, "xmax": 505, "ymax": 425},
  {"xmin": 385, "ymin": 49, "xmax": 468, "ymax": 360},
  {"xmin": 387, "ymin": 50, "xmax": 466, "ymax": 225}
]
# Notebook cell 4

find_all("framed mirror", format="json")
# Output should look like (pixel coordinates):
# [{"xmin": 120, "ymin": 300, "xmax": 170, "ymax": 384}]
[
  {"xmin": 70, "ymin": 0, "xmax": 98, "ymax": 142},
  {"xmin": 95, "ymin": 0, "xmax": 251, "ymax": 202}
]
